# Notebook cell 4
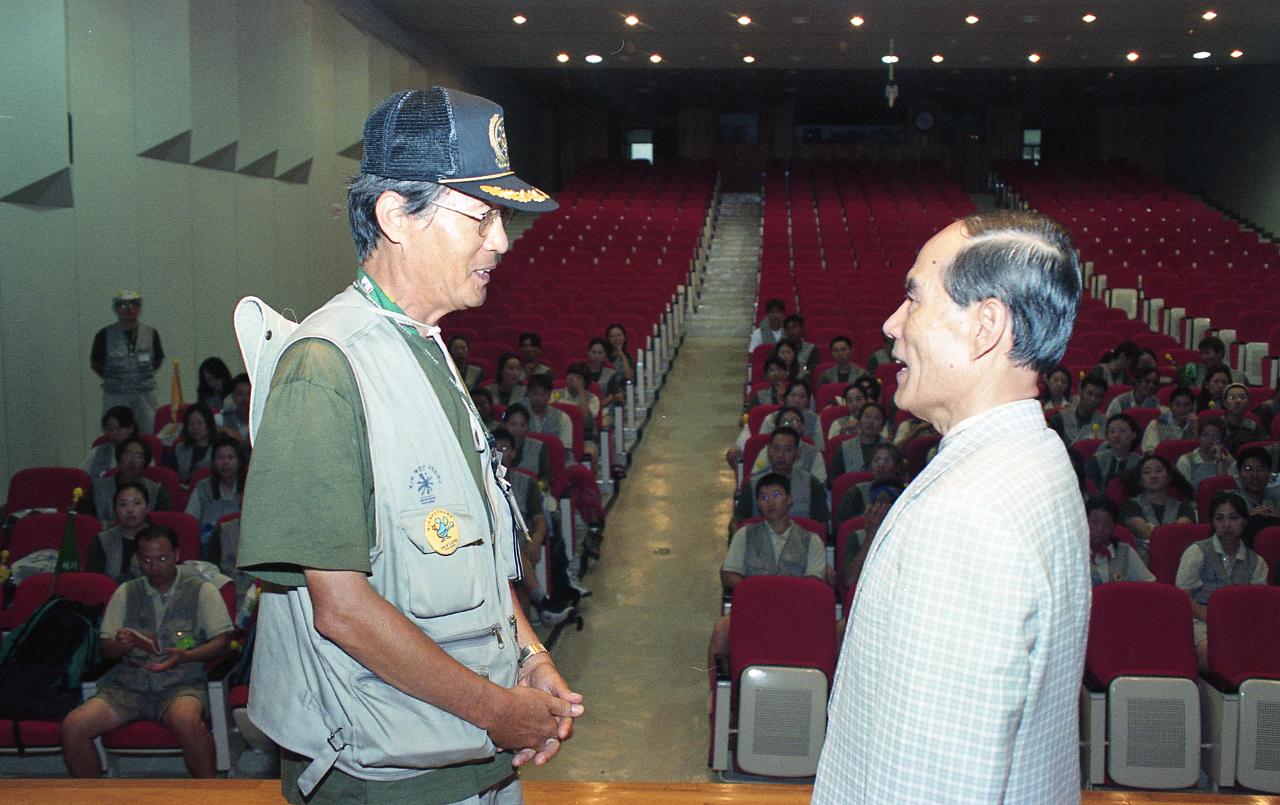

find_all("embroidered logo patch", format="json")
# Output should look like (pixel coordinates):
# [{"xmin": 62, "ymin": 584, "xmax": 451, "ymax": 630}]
[
  {"xmin": 424, "ymin": 508, "xmax": 460, "ymax": 556},
  {"xmin": 409, "ymin": 465, "xmax": 443, "ymax": 505},
  {"xmin": 478, "ymin": 184, "xmax": 550, "ymax": 204},
  {"xmin": 488, "ymin": 113, "xmax": 510, "ymax": 170}
]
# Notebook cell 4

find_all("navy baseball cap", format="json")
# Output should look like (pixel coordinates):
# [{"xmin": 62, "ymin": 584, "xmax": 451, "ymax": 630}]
[{"xmin": 361, "ymin": 87, "xmax": 557, "ymax": 212}]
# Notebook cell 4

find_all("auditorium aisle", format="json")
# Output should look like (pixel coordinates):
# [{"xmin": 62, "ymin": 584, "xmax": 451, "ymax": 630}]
[{"xmin": 523, "ymin": 333, "xmax": 747, "ymax": 783}]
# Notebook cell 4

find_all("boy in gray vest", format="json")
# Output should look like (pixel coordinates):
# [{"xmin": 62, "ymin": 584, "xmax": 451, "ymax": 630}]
[
  {"xmin": 90, "ymin": 290, "xmax": 164, "ymax": 434},
  {"xmin": 61, "ymin": 525, "xmax": 233, "ymax": 778}
]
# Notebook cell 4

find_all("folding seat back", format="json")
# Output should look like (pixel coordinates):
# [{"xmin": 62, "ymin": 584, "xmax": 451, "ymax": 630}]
[
  {"xmin": 0, "ymin": 571, "xmax": 117, "ymax": 632},
  {"xmin": 3, "ymin": 467, "xmax": 94, "ymax": 518},
  {"xmin": 524, "ymin": 433, "xmax": 568, "ymax": 499},
  {"xmin": 830, "ymin": 472, "xmax": 873, "ymax": 517},
  {"xmin": 549, "ymin": 403, "xmax": 586, "ymax": 463},
  {"xmin": 818, "ymin": 404, "xmax": 849, "ymax": 438},
  {"xmin": 746, "ymin": 404, "xmax": 780, "ymax": 437},
  {"xmin": 1126, "ymin": 407, "xmax": 1162, "ymax": 434},
  {"xmin": 1154, "ymin": 438, "xmax": 1199, "ymax": 466},
  {"xmin": 1072, "ymin": 438, "xmax": 1104, "ymax": 461},
  {"xmin": 903, "ymin": 434, "xmax": 941, "ymax": 479},
  {"xmin": 6, "ymin": 512, "xmax": 99, "ymax": 563},
  {"xmin": 1197, "ymin": 475, "xmax": 1240, "ymax": 523},
  {"xmin": 139, "ymin": 466, "xmax": 183, "ymax": 512},
  {"xmin": 153, "ymin": 404, "xmax": 190, "ymax": 435},
  {"xmin": 1254, "ymin": 527, "xmax": 1280, "ymax": 585},
  {"xmin": 1148, "ymin": 523, "xmax": 1212, "ymax": 585}
]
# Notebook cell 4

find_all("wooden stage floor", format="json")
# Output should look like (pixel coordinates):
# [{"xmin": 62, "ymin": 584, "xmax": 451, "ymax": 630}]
[{"xmin": 5, "ymin": 779, "xmax": 1279, "ymax": 803}]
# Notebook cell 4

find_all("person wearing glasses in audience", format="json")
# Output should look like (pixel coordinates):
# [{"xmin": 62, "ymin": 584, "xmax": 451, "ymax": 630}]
[
  {"xmin": 1141, "ymin": 386, "xmax": 1198, "ymax": 453},
  {"xmin": 1234, "ymin": 446, "xmax": 1280, "ymax": 517},
  {"xmin": 1177, "ymin": 417, "xmax": 1236, "ymax": 490},
  {"xmin": 91, "ymin": 290, "xmax": 165, "ymax": 434},
  {"xmin": 61, "ymin": 525, "xmax": 233, "ymax": 779},
  {"xmin": 237, "ymin": 88, "xmax": 580, "ymax": 804},
  {"xmin": 1221, "ymin": 383, "xmax": 1261, "ymax": 452}
]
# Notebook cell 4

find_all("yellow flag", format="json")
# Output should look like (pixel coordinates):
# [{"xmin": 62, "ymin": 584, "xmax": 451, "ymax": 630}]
[{"xmin": 170, "ymin": 358, "xmax": 184, "ymax": 411}]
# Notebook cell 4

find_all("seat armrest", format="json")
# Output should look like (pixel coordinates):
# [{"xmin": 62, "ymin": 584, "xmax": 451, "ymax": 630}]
[{"xmin": 1199, "ymin": 669, "xmax": 1237, "ymax": 694}]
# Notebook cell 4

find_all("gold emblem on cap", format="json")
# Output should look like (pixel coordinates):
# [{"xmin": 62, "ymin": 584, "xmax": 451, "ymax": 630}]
[
  {"xmin": 424, "ymin": 508, "xmax": 460, "ymax": 556},
  {"xmin": 479, "ymin": 184, "xmax": 550, "ymax": 204},
  {"xmin": 488, "ymin": 114, "xmax": 510, "ymax": 170}
]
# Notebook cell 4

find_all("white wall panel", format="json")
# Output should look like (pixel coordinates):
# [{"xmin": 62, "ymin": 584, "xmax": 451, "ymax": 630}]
[
  {"xmin": 0, "ymin": 0, "xmax": 69, "ymax": 196},
  {"xmin": 130, "ymin": 0, "xmax": 192, "ymax": 156},
  {"xmin": 189, "ymin": 0, "xmax": 240, "ymax": 165}
]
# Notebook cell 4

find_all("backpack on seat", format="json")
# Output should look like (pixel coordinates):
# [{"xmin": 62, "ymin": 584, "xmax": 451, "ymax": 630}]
[{"xmin": 0, "ymin": 596, "xmax": 103, "ymax": 721}]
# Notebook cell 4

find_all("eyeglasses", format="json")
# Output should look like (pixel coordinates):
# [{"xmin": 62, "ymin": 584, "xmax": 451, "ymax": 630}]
[
  {"xmin": 114, "ymin": 300, "xmax": 140, "ymax": 309},
  {"xmin": 139, "ymin": 554, "xmax": 173, "ymax": 566},
  {"xmin": 427, "ymin": 201, "xmax": 513, "ymax": 238},
  {"xmin": 757, "ymin": 490, "xmax": 787, "ymax": 503}
]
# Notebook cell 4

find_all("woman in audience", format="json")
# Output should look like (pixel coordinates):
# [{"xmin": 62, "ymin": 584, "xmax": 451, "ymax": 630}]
[
  {"xmin": 484, "ymin": 352, "xmax": 527, "ymax": 407},
  {"xmin": 833, "ymin": 443, "xmax": 905, "ymax": 529},
  {"xmin": 604, "ymin": 323, "xmax": 636, "ymax": 384},
  {"xmin": 169, "ymin": 403, "xmax": 216, "ymax": 485},
  {"xmin": 1177, "ymin": 490, "xmax": 1270, "ymax": 667},
  {"xmin": 1176, "ymin": 417, "xmax": 1235, "ymax": 489},
  {"xmin": 829, "ymin": 402, "xmax": 888, "ymax": 479},
  {"xmin": 1039, "ymin": 365, "xmax": 1075, "ymax": 414},
  {"xmin": 447, "ymin": 334, "xmax": 484, "ymax": 391},
  {"xmin": 196, "ymin": 356, "xmax": 234, "ymax": 411},
  {"xmin": 1106, "ymin": 366, "xmax": 1159, "ymax": 415},
  {"xmin": 826, "ymin": 382, "xmax": 871, "ymax": 440},
  {"xmin": 1119, "ymin": 455, "xmax": 1196, "ymax": 562},
  {"xmin": 1141, "ymin": 387, "xmax": 1197, "ymax": 453},
  {"xmin": 766, "ymin": 380, "xmax": 822, "ymax": 449},
  {"xmin": 585, "ymin": 338, "xmax": 622, "ymax": 406},
  {"xmin": 185, "ymin": 436, "xmax": 246, "ymax": 559},
  {"xmin": 1198, "ymin": 364, "xmax": 1233, "ymax": 411},
  {"xmin": 770, "ymin": 339, "xmax": 802, "ymax": 382},
  {"xmin": 502, "ymin": 404, "xmax": 552, "ymax": 488},
  {"xmin": 1086, "ymin": 496, "xmax": 1154, "ymax": 586},
  {"xmin": 1095, "ymin": 340, "xmax": 1139, "ymax": 385},
  {"xmin": 552, "ymin": 363, "xmax": 601, "ymax": 461},
  {"xmin": 1136, "ymin": 348, "xmax": 1159, "ymax": 374},
  {"xmin": 218, "ymin": 373, "xmax": 252, "ymax": 441},
  {"xmin": 83, "ymin": 406, "xmax": 136, "ymax": 479},
  {"xmin": 86, "ymin": 435, "xmax": 170, "ymax": 524},
  {"xmin": 1084, "ymin": 413, "xmax": 1143, "ymax": 491},
  {"xmin": 853, "ymin": 375, "xmax": 882, "ymax": 405},
  {"xmin": 749, "ymin": 356, "xmax": 790, "ymax": 408},
  {"xmin": 1221, "ymin": 383, "xmax": 1261, "ymax": 452},
  {"xmin": 85, "ymin": 481, "xmax": 152, "ymax": 583}
]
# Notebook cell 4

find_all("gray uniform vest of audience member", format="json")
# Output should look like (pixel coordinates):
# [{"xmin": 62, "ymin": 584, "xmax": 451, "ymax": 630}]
[
  {"xmin": 92, "ymin": 476, "xmax": 164, "ymax": 525},
  {"xmin": 185, "ymin": 477, "xmax": 241, "ymax": 548},
  {"xmin": 1185, "ymin": 538, "xmax": 1262, "ymax": 605},
  {"xmin": 742, "ymin": 522, "xmax": 818, "ymax": 577},
  {"xmin": 100, "ymin": 322, "xmax": 159, "ymax": 433},
  {"xmin": 241, "ymin": 289, "xmax": 523, "ymax": 795},
  {"xmin": 97, "ymin": 570, "xmax": 210, "ymax": 695},
  {"xmin": 1055, "ymin": 406, "xmax": 1106, "ymax": 445},
  {"xmin": 90, "ymin": 525, "xmax": 142, "ymax": 582},
  {"xmin": 745, "ymin": 467, "xmax": 815, "ymax": 518}
]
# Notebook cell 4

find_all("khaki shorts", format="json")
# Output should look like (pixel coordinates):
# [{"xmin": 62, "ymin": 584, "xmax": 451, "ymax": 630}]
[{"xmin": 95, "ymin": 684, "xmax": 208, "ymax": 724}]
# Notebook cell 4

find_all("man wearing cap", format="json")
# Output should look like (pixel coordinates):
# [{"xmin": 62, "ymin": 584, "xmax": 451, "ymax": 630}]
[
  {"xmin": 91, "ymin": 291, "xmax": 164, "ymax": 434},
  {"xmin": 237, "ymin": 87, "xmax": 578, "ymax": 804}
]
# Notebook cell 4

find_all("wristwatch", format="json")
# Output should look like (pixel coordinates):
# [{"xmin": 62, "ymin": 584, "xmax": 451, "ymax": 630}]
[{"xmin": 518, "ymin": 642, "xmax": 549, "ymax": 667}]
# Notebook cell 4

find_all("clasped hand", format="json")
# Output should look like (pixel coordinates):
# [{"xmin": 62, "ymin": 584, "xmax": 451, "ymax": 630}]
[{"xmin": 488, "ymin": 657, "xmax": 583, "ymax": 768}]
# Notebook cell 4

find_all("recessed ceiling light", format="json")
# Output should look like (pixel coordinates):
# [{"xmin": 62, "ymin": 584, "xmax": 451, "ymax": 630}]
[
  {"xmin": 737, "ymin": 15, "xmax": 752, "ymax": 26},
  {"xmin": 649, "ymin": 53, "xmax": 662, "ymax": 63},
  {"xmin": 965, "ymin": 15, "xmax": 979, "ymax": 25},
  {"xmin": 742, "ymin": 54, "xmax": 756, "ymax": 63},
  {"xmin": 1193, "ymin": 51, "xmax": 1211, "ymax": 59},
  {"xmin": 931, "ymin": 53, "xmax": 945, "ymax": 63},
  {"xmin": 1028, "ymin": 53, "xmax": 1041, "ymax": 63},
  {"xmin": 585, "ymin": 53, "xmax": 603, "ymax": 63},
  {"xmin": 1230, "ymin": 49, "xmax": 1243, "ymax": 58},
  {"xmin": 849, "ymin": 15, "xmax": 865, "ymax": 27},
  {"xmin": 1202, "ymin": 10, "xmax": 1217, "ymax": 21},
  {"xmin": 556, "ymin": 52, "xmax": 570, "ymax": 63},
  {"xmin": 512, "ymin": 14, "xmax": 526, "ymax": 25},
  {"xmin": 1126, "ymin": 51, "xmax": 1140, "ymax": 62},
  {"xmin": 1082, "ymin": 13, "xmax": 1097, "ymax": 23},
  {"xmin": 881, "ymin": 54, "xmax": 899, "ymax": 64},
  {"xmin": 624, "ymin": 14, "xmax": 639, "ymax": 26}
]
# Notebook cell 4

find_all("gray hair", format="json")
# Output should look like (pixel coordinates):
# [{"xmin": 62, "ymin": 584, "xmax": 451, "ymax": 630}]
[
  {"xmin": 347, "ymin": 174, "xmax": 445, "ymax": 263},
  {"xmin": 942, "ymin": 211, "xmax": 1081, "ymax": 375}
]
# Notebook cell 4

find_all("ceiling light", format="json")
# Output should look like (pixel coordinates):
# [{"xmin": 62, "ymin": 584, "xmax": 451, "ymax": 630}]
[
  {"xmin": 931, "ymin": 53, "xmax": 944, "ymax": 63},
  {"xmin": 737, "ymin": 15, "xmax": 752, "ymax": 26},
  {"xmin": 881, "ymin": 54, "xmax": 899, "ymax": 64},
  {"xmin": 512, "ymin": 14, "xmax": 526, "ymax": 25},
  {"xmin": 850, "ymin": 15, "xmax": 865, "ymax": 27},
  {"xmin": 1230, "ymin": 49, "xmax": 1243, "ymax": 58},
  {"xmin": 1125, "ymin": 51, "xmax": 1140, "ymax": 62},
  {"xmin": 1202, "ymin": 10, "xmax": 1217, "ymax": 21},
  {"xmin": 965, "ymin": 15, "xmax": 979, "ymax": 25},
  {"xmin": 1028, "ymin": 53, "xmax": 1041, "ymax": 63},
  {"xmin": 1193, "ymin": 51, "xmax": 1211, "ymax": 59},
  {"xmin": 556, "ymin": 52, "xmax": 570, "ymax": 63},
  {"xmin": 742, "ymin": 54, "xmax": 756, "ymax": 63},
  {"xmin": 624, "ymin": 14, "xmax": 639, "ymax": 26},
  {"xmin": 585, "ymin": 53, "xmax": 603, "ymax": 64},
  {"xmin": 649, "ymin": 53, "xmax": 662, "ymax": 63},
  {"xmin": 1082, "ymin": 13, "xmax": 1097, "ymax": 23}
]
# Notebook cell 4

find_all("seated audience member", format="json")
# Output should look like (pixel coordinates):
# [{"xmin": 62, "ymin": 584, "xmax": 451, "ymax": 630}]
[
  {"xmin": 826, "ymin": 382, "xmax": 871, "ymax": 440},
  {"xmin": 552, "ymin": 363, "xmax": 601, "ymax": 460},
  {"xmin": 770, "ymin": 339, "xmax": 802, "ymax": 382},
  {"xmin": 710, "ymin": 472, "xmax": 828, "ymax": 680},
  {"xmin": 492, "ymin": 428, "xmax": 574, "ymax": 625},
  {"xmin": 1087, "ymin": 497, "xmax": 1154, "ymax": 586},
  {"xmin": 1141, "ymin": 387, "xmax": 1197, "ymax": 453},
  {"xmin": 893, "ymin": 414, "xmax": 937, "ymax": 447},
  {"xmin": 195, "ymin": 357, "xmax": 234, "ymax": 412},
  {"xmin": 761, "ymin": 380, "xmax": 823, "ymax": 448},
  {"xmin": 1194, "ymin": 336, "xmax": 1247, "ymax": 386},
  {"xmin": 1095, "ymin": 340, "xmax": 1139, "ymax": 385},
  {"xmin": 526, "ymin": 374, "xmax": 574, "ymax": 457},
  {"xmin": 819, "ymin": 336, "xmax": 865, "ymax": 386},
  {"xmin": 584, "ymin": 338, "xmax": 622, "ymax": 405},
  {"xmin": 61, "ymin": 525, "xmax": 233, "ymax": 779},
  {"xmin": 604, "ymin": 323, "xmax": 636, "ymax": 384},
  {"xmin": 1177, "ymin": 490, "xmax": 1270, "ymax": 667},
  {"xmin": 748, "ymin": 298, "xmax": 786, "ymax": 352},
  {"xmin": 852, "ymin": 375, "xmax": 882, "ymax": 405},
  {"xmin": 1085, "ymin": 413, "xmax": 1143, "ymax": 490},
  {"xmin": 1253, "ymin": 377, "xmax": 1280, "ymax": 434},
  {"xmin": 502, "ymin": 404, "xmax": 551, "ymax": 488},
  {"xmin": 217, "ymin": 374, "xmax": 251, "ymax": 442},
  {"xmin": 85, "ymin": 406, "xmax": 137, "ymax": 479},
  {"xmin": 1119, "ymin": 455, "xmax": 1196, "ymax": 562},
  {"xmin": 1198, "ymin": 364, "xmax": 1233, "ymax": 412},
  {"xmin": 1050, "ymin": 374, "xmax": 1108, "ymax": 445},
  {"xmin": 447, "ymin": 334, "xmax": 484, "ymax": 391},
  {"xmin": 1176, "ymin": 417, "xmax": 1236, "ymax": 489},
  {"xmin": 754, "ymin": 406, "xmax": 826, "ymax": 482},
  {"xmin": 1234, "ymin": 446, "xmax": 1280, "ymax": 517},
  {"xmin": 1221, "ymin": 383, "xmax": 1261, "ymax": 452},
  {"xmin": 731, "ymin": 428, "xmax": 828, "ymax": 533},
  {"xmin": 1106, "ymin": 366, "xmax": 1159, "ymax": 415},
  {"xmin": 85, "ymin": 482, "xmax": 153, "ymax": 583},
  {"xmin": 518, "ymin": 331, "xmax": 553, "ymax": 380},
  {"xmin": 833, "ymin": 443, "xmax": 905, "ymax": 529},
  {"xmin": 484, "ymin": 352, "xmax": 527, "ymax": 407},
  {"xmin": 184, "ymin": 437, "xmax": 245, "ymax": 557},
  {"xmin": 829, "ymin": 403, "xmax": 888, "ymax": 479},
  {"xmin": 86, "ymin": 436, "xmax": 171, "ymax": 524},
  {"xmin": 1039, "ymin": 365, "xmax": 1075, "ymax": 414},
  {"xmin": 839, "ymin": 480, "xmax": 905, "ymax": 602},
  {"xmin": 749, "ymin": 356, "xmax": 791, "ymax": 408},
  {"xmin": 168, "ymin": 404, "xmax": 216, "ymax": 485},
  {"xmin": 865, "ymin": 333, "xmax": 894, "ymax": 372},
  {"xmin": 1136, "ymin": 348, "xmax": 1159, "ymax": 374},
  {"xmin": 471, "ymin": 388, "xmax": 500, "ymax": 430},
  {"xmin": 782, "ymin": 314, "xmax": 820, "ymax": 377}
]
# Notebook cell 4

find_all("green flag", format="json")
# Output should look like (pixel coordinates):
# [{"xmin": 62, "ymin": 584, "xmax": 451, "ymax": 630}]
[{"xmin": 54, "ymin": 488, "xmax": 85, "ymax": 575}]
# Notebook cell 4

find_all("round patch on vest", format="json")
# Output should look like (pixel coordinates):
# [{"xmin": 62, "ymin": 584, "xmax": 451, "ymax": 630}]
[{"xmin": 424, "ymin": 509, "xmax": 460, "ymax": 556}]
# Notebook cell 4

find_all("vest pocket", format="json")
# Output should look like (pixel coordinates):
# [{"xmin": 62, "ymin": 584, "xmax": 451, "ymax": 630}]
[{"xmin": 397, "ymin": 505, "xmax": 488, "ymax": 620}]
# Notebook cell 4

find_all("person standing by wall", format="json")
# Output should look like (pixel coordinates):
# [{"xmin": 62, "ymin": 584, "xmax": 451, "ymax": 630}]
[{"xmin": 90, "ymin": 291, "xmax": 164, "ymax": 434}]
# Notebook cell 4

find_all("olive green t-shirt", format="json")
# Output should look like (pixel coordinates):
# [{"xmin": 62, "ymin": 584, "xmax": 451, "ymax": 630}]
[{"xmin": 238, "ymin": 321, "xmax": 509, "ymax": 804}]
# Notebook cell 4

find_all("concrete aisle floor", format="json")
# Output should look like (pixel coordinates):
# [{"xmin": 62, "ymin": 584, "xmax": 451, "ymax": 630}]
[{"xmin": 524, "ymin": 334, "xmax": 745, "ymax": 783}]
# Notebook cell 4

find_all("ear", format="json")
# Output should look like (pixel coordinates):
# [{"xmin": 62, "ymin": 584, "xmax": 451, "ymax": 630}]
[
  {"xmin": 373, "ymin": 191, "xmax": 409, "ymax": 245},
  {"xmin": 970, "ymin": 298, "xmax": 1011, "ymax": 361}
]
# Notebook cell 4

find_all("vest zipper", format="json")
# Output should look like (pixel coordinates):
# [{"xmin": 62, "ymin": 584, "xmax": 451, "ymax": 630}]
[{"xmin": 434, "ymin": 622, "xmax": 505, "ymax": 649}]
